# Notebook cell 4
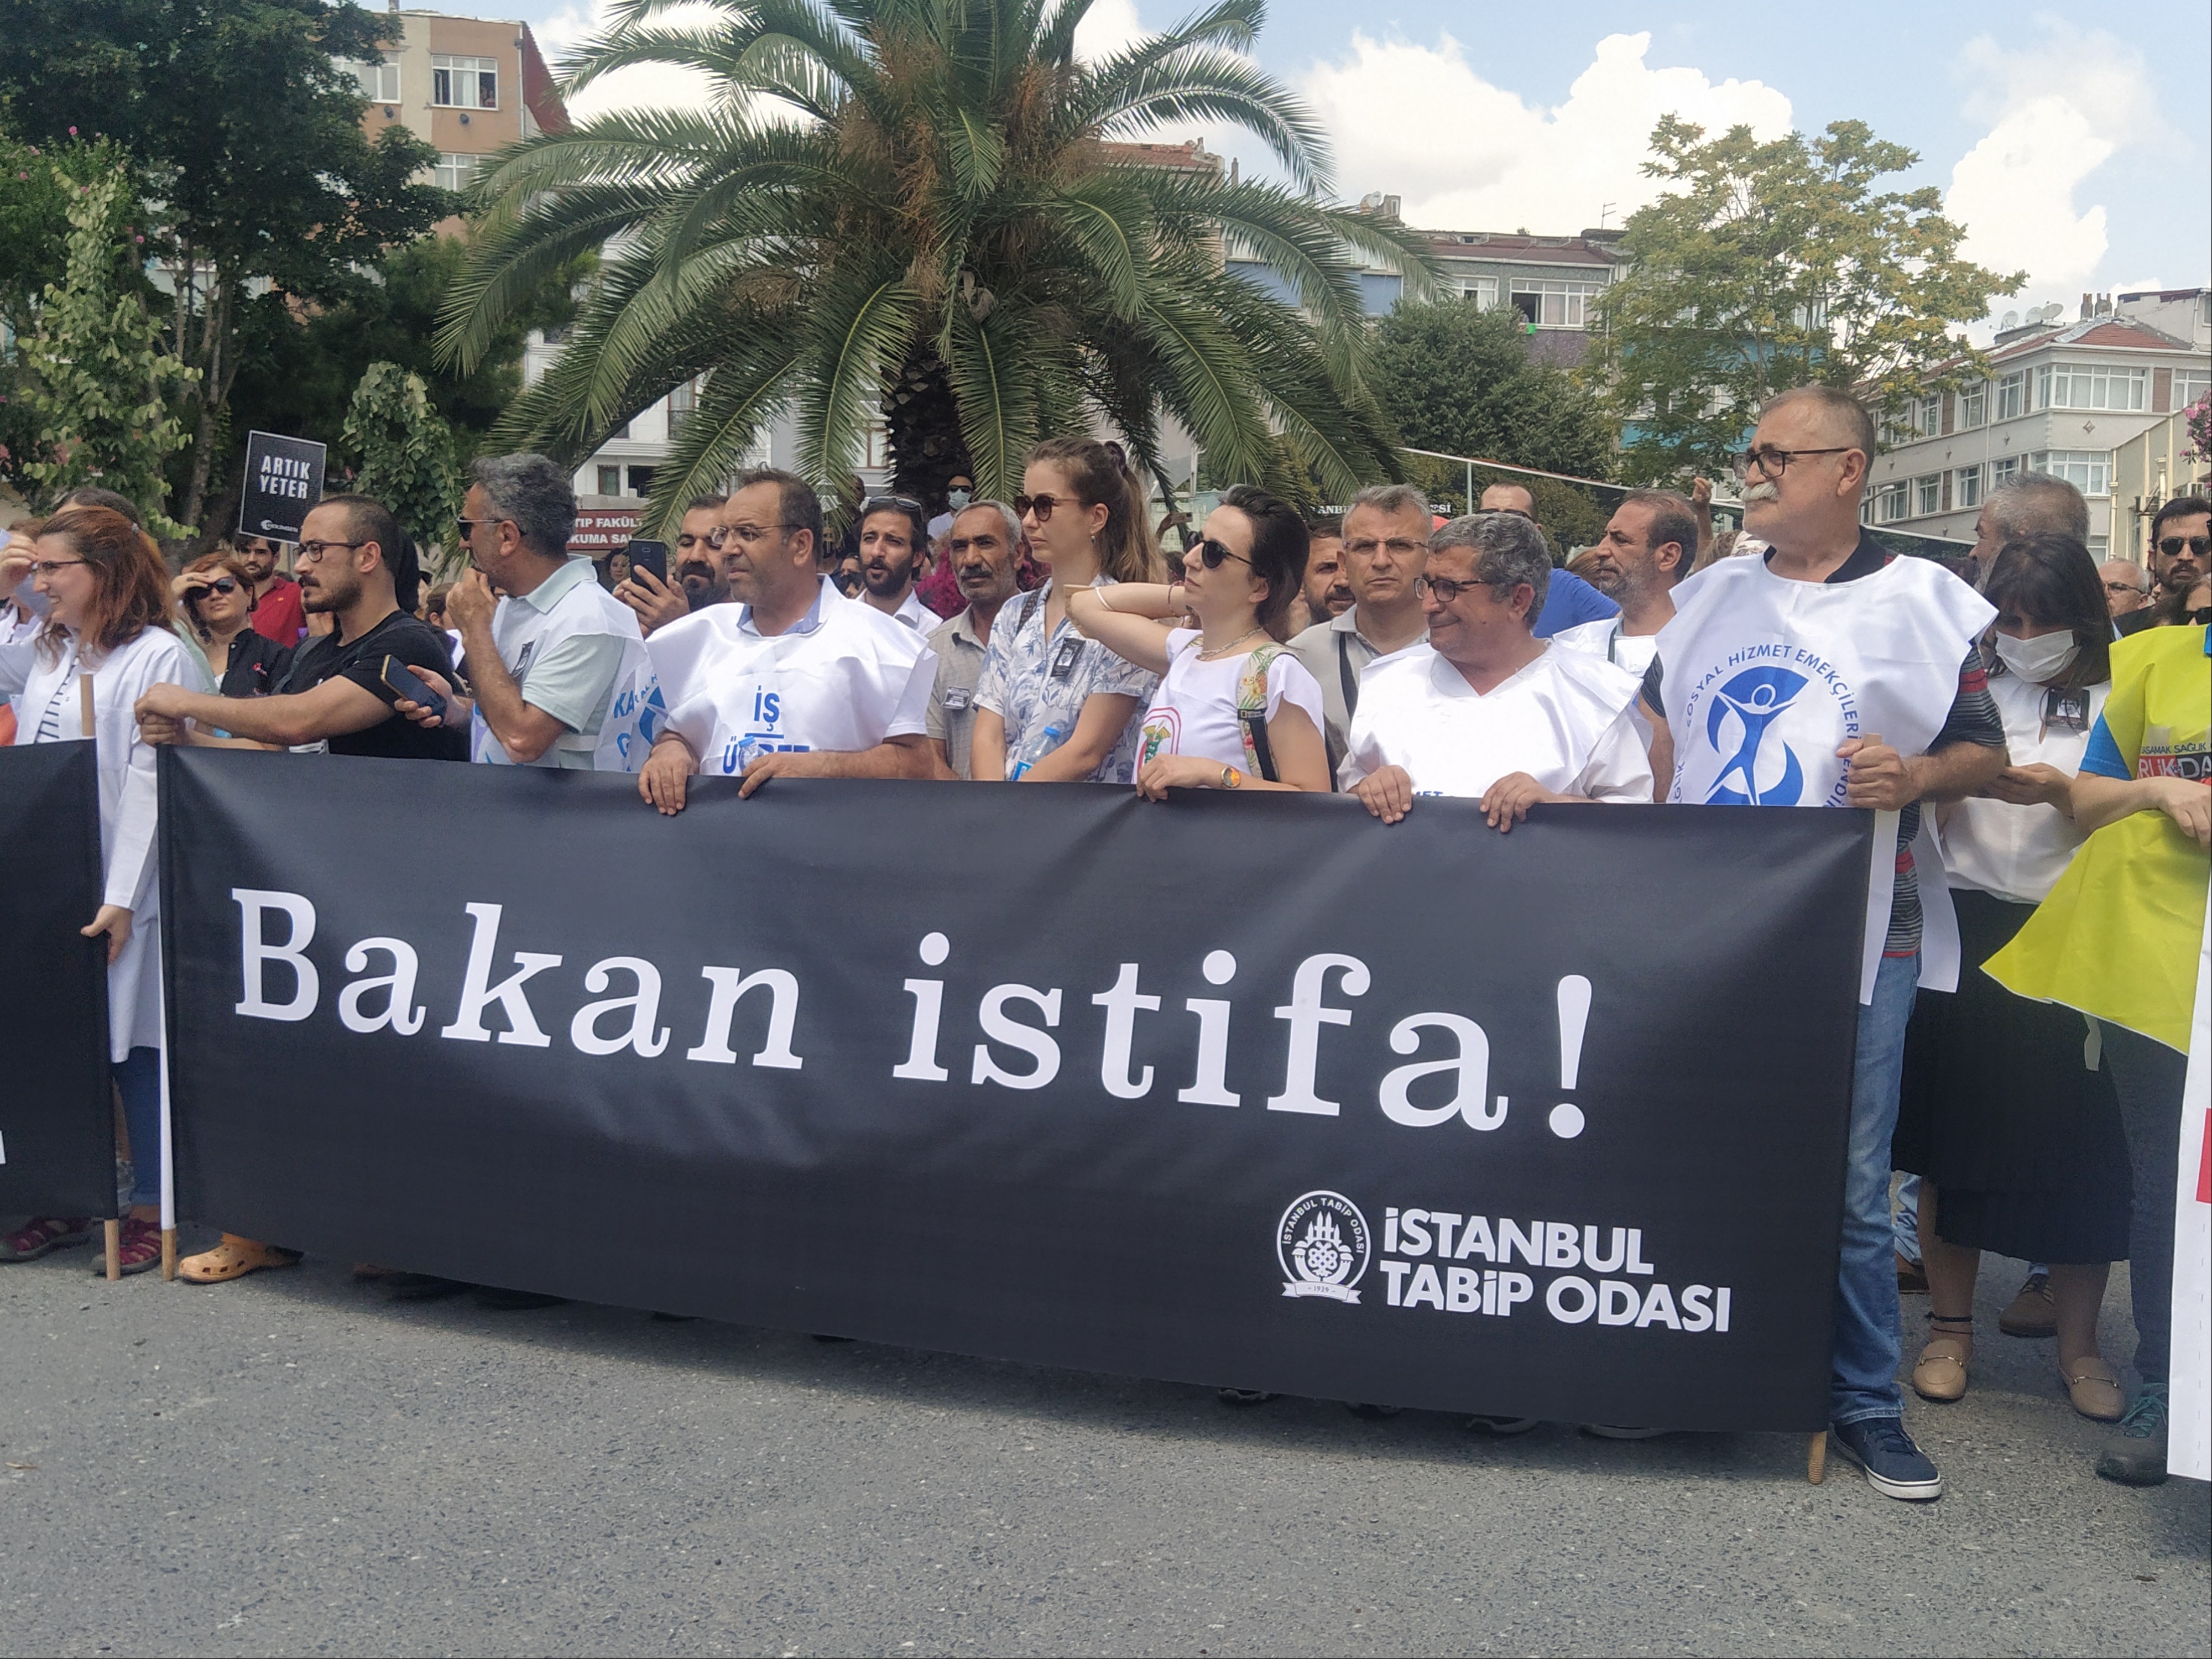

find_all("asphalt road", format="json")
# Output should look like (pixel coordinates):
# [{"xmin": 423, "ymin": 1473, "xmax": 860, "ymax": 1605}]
[{"xmin": 3, "ymin": 1227, "xmax": 2206, "ymax": 1657}]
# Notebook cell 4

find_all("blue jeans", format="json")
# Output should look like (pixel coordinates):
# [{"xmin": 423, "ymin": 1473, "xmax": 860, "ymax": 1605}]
[
  {"xmin": 2103, "ymin": 1024, "xmax": 2185, "ymax": 1382},
  {"xmin": 1833, "ymin": 953, "xmax": 1917, "ymax": 1427},
  {"xmin": 1891, "ymin": 1173, "xmax": 1922, "ymax": 1266},
  {"xmin": 113, "ymin": 1047, "xmax": 161, "ymax": 1209}
]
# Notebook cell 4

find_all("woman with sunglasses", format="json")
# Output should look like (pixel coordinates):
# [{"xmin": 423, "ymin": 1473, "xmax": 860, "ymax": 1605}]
[
  {"xmin": 972, "ymin": 437, "xmax": 1161, "ymax": 784},
  {"xmin": 0, "ymin": 508, "xmax": 205, "ymax": 1275},
  {"xmin": 1065, "ymin": 484, "xmax": 1329, "ymax": 796},
  {"xmin": 175, "ymin": 552, "xmax": 291, "ymax": 698}
]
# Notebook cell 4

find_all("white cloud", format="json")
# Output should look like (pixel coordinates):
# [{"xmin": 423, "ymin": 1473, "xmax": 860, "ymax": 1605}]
[
  {"xmin": 538, "ymin": 2, "xmax": 720, "ymax": 122},
  {"xmin": 1945, "ymin": 24, "xmax": 2158, "ymax": 319},
  {"xmin": 1298, "ymin": 31, "xmax": 1792, "ymax": 232},
  {"xmin": 1073, "ymin": 0, "xmax": 1146, "ymax": 64}
]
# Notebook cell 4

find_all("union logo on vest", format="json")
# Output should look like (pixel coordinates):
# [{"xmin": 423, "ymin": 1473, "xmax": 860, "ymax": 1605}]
[{"xmin": 1704, "ymin": 665, "xmax": 1809, "ymax": 805}]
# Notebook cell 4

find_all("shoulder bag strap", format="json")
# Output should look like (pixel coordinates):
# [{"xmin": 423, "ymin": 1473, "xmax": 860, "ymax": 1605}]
[
  {"xmin": 1336, "ymin": 631, "xmax": 1360, "ymax": 717},
  {"xmin": 1236, "ymin": 644, "xmax": 1284, "ymax": 783}
]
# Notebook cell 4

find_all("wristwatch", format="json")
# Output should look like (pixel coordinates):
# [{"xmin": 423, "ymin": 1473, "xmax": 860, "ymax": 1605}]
[{"xmin": 1220, "ymin": 765, "xmax": 1243, "ymax": 789}]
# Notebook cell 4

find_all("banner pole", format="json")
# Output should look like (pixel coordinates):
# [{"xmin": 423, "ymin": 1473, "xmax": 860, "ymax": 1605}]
[
  {"xmin": 157, "ymin": 933, "xmax": 176, "ymax": 1280},
  {"xmin": 89, "ymin": 674, "xmax": 119, "ymax": 1284},
  {"xmin": 1806, "ymin": 1431, "xmax": 1827, "ymax": 1484},
  {"xmin": 103, "ymin": 1219, "xmax": 120, "ymax": 1280}
]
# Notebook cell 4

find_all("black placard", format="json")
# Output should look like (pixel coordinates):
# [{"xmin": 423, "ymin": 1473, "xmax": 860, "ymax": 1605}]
[
  {"xmin": 236, "ymin": 430, "xmax": 328, "ymax": 543},
  {"xmin": 161, "ymin": 750, "xmax": 1870, "ymax": 1431},
  {"xmin": 0, "ymin": 742, "xmax": 115, "ymax": 1218}
]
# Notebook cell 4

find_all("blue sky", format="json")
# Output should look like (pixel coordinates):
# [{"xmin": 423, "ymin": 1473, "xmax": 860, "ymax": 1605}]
[{"xmin": 509, "ymin": 0, "xmax": 2210, "ymax": 326}]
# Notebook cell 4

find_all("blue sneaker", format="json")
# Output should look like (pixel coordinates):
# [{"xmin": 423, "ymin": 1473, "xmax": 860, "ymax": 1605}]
[
  {"xmin": 1829, "ymin": 1417, "xmax": 1943, "ymax": 1500},
  {"xmin": 2094, "ymin": 1384, "xmax": 2169, "ymax": 1486}
]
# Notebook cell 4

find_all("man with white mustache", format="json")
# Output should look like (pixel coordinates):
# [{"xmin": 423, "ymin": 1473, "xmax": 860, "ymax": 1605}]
[
  {"xmin": 1642, "ymin": 385, "xmax": 2007, "ymax": 1504},
  {"xmin": 925, "ymin": 500, "xmax": 1025, "ymax": 778}
]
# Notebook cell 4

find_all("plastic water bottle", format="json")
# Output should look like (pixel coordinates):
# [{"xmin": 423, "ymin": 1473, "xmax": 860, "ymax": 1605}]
[{"xmin": 1008, "ymin": 722, "xmax": 1067, "ymax": 780}]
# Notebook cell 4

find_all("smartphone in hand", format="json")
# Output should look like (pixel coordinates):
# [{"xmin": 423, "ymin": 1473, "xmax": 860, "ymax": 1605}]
[
  {"xmin": 624, "ymin": 539, "xmax": 669, "ymax": 587},
  {"xmin": 379, "ymin": 655, "xmax": 447, "ymax": 721}
]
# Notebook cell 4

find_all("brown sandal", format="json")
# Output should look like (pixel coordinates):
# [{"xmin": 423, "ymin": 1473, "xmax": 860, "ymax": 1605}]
[
  {"xmin": 2061, "ymin": 1356, "xmax": 2125, "ymax": 1421},
  {"xmin": 178, "ymin": 1234, "xmax": 300, "ymax": 1284},
  {"xmin": 1911, "ymin": 1316, "xmax": 1973, "ymax": 1402}
]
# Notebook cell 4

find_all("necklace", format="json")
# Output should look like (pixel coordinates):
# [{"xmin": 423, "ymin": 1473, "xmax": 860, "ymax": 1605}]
[{"xmin": 1195, "ymin": 625, "xmax": 1266, "ymax": 661}]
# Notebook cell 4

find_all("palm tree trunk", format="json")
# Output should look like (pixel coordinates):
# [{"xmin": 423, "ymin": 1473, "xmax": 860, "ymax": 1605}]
[{"xmin": 882, "ymin": 346, "xmax": 969, "ymax": 509}]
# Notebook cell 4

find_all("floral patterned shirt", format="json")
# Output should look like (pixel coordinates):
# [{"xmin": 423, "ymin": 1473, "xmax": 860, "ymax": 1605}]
[{"xmin": 974, "ymin": 576, "xmax": 1157, "ymax": 783}]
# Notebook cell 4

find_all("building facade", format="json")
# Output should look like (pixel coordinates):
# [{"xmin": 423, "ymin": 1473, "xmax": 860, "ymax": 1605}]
[
  {"xmin": 346, "ymin": 8, "xmax": 570, "ymax": 235},
  {"xmin": 1863, "ymin": 291, "xmax": 2211, "ymax": 562}
]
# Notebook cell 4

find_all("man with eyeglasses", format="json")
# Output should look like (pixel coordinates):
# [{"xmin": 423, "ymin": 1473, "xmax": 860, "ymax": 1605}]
[
  {"xmin": 133, "ymin": 494, "xmax": 466, "ymax": 763},
  {"xmin": 402, "ymin": 455, "xmax": 656, "ymax": 773},
  {"xmin": 638, "ymin": 467, "xmax": 937, "ymax": 813},
  {"xmin": 2117, "ymin": 495, "xmax": 2211, "ymax": 637},
  {"xmin": 1476, "ymin": 482, "xmax": 1620, "ymax": 638},
  {"xmin": 1287, "ymin": 484, "xmax": 1433, "ymax": 775},
  {"xmin": 1340, "ymin": 510, "xmax": 1651, "ymax": 827},
  {"xmin": 2099, "ymin": 560, "xmax": 2152, "ymax": 618},
  {"xmin": 925, "ymin": 500, "xmax": 1026, "ymax": 779},
  {"xmin": 1643, "ymin": 385, "xmax": 2005, "ymax": 1503},
  {"xmin": 614, "ymin": 495, "xmax": 731, "ymax": 636}
]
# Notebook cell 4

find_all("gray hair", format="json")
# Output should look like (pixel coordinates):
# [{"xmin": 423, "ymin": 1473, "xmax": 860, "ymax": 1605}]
[
  {"xmin": 1345, "ymin": 483, "xmax": 1432, "ymax": 524},
  {"xmin": 1430, "ymin": 510, "xmax": 1551, "ymax": 618},
  {"xmin": 1985, "ymin": 472, "xmax": 2089, "ymax": 542},
  {"xmin": 954, "ymin": 499, "xmax": 1024, "ymax": 553},
  {"xmin": 471, "ymin": 452, "xmax": 577, "ymax": 560},
  {"xmin": 1762, "ymin": 385, "xmax": 1877, "ymax": 481}
]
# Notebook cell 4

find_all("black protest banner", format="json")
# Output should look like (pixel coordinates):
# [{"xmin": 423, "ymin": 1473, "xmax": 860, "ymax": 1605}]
[
  {"xmin": 161, "ymin": 749, "xmax": 1871, "ymax": 1431},
  {"xmin": 236, "ymin": 431, "xmax": 327, "ymax": 544},
  {"xmin": 0, "ymin": 742, "xmax": 114, "ymax": 1217}
]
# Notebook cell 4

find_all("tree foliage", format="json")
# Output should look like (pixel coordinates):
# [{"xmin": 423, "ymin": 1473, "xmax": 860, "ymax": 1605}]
[
  {"xmin": 1592, "ymin": 116, "xmax": 2025, "ymax": 484},
  {"xmin": 444, "ymin": 0, "xmax": 1433, "ymax": 533},
  {"xmin": 341, "ymin": 361, "xmax": 461, "ymax": 571},
  {"xmin": 0, "ymin": 0, "xmax": 452, "ymax": 527},
  {"xmin": 18, "ymin": 169, "xmax": 197, "ymax": 531}
]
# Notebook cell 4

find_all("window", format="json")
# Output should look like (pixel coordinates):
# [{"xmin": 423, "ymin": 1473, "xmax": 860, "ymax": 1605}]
[
  {"xmin": 864, "ymin": 422, "xmax": 891, "ymax": 470},
  {"xmin": 1458, "ymin": 276, "xmax": 1498, "ymax": 309},
  {"xmin": 596, "ymin": 465, "xmax": 622, "ymax": 497},
  {"xmin": 431, "ymin": 153, "xmax": 478, "ymax": 194},
  {"xmin": 627, "ymin": 465, "xmax": 656, "ymax": 498},
  {"xmin": 1915, "ymin": 474, "xmax": 1942, "ymax": 517},
  {"xmin": 667, "ymin": 378, "xmax": 697, "ymax": 436},
  {"xmin": 1991, "ymin": 456, "xmax": 2021, "ymax": 487},
  {"xmin": 1873, "ymin": 481, "xmax": 1910, "ymax": 523},
  {"xmin": 2174, "ymin": 368, "xmax": 2212, "ymax": 410},
  {"xmin": 2027, "ymin": 449, "xmax": 2111, "ymax": 496},
  {"xmin": 2035, "ymin": 361, "xmax": 2147, "ymax": 412},
  {"xmin": 1994, "ymin": 371, "xmax": 2027, "ymax": 421},
  {"xmin": 350, "ymin": 56, "xmax": 400, "ymax": 104},
  {"xmin": 431, "ymin": 53, "xmax": 498, "ymax": 110},
  {"xmin": 2087, "ymin": 535, "xmax": 2109, "ymax": 557},
  {"xmin": 1954, "ymin": 465, "xmax": 1981, "ymax": 509},
  {"xmin": 1508, "ymin": 279, "xmax": 1606, "ymax": 328},
  {"xmin": 1916, "ymin": 394, "xmax": 1942, "ymax": 436},
  {"xmin": 1957, "ymin": 383, "xmax": 1986, "ymax": 429}
]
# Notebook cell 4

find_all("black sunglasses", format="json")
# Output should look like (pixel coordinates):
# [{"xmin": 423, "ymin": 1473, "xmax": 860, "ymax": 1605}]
[
  {"xmin": 863, "ymin": 494, "xmax": 925, "ymax": 516},
  {"xmin": 1012, "ymin": 492, "xmax": 1063, "ymax": 522},
  {"xmin": 1186, "ymin": 538, "xmax": 1249, "ymax": 571},
  {"xmin": 193, "ymin": 577, "xmax": 239, "ymax": 597},
  {"xmin": 2157, "ymin": 534, "xmax": 2210, "ymax": 557}
]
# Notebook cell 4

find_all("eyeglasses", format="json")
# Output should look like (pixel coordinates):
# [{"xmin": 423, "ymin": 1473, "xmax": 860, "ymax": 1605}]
[
  {"xmin": 1186, "ymin": 538, "xmax": 1249, "ymax": 571},
  {"xmin": 27, "ymin": 559, "xmax": 86, "ymax": 577},
  {"xmin": 862, "ymin": 494, "xmax": 924, "ymax": 515},
  {"xmin": 1415, "ymin": 571, "xmax": 1513, "ymax": 604},
  {"xmin": 2157, "ymin": 534, "xmax": 2210, "ymax": 557},
  {"xmin": 1730, "ymin": 445, "xmax": 1855, "ymax": 482},
  {"xmin": 195, "ymin": 577, "xmax": 241, "ymax": 596},
  {"xmin": 1012, "ymin": 493, "xmax": 1063, "ymax": 523},
  {"xmin": 2184, "ymin": 606, "xmax": 2212, "ymax": 626},
  {"xmin": 705, "ymin": 521, "xmax": 801, "ymax": 551},
  {"xmin": 453, "ymin": 516, "xmax": 515, "ymax": 542},
  {"xmin": 1342, "ymin": 537, "xmax": 1425, "ymax": 559},
  {"xmin": 2103, "ymin": 580, "xmax": 2149, "ymax": 597},
  {"xmin": 296, "ymin": 540, "xmax": 368, "ymax": 563}
]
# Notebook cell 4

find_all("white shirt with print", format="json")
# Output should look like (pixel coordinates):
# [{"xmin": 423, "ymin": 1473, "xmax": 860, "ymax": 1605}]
[
  {"xmin": 648, "ymin": 576, "xmax": 935, "ymax": 776},
  {"xmin": 1138, "ymin": 628, "xmax": 1327, "ymax": 776},
  {"xmin": 1340, "ymin": 641, "xmax": 1652, "ymax": 803}
]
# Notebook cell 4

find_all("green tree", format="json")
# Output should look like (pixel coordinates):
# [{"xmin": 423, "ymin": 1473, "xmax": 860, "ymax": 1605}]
[
  {"xmin": 0, "ymin": 0, "xmax": 452, "ymax": 527},
  {"xmin": 1592, "ymin": 116, "xmax": 2025, "ymax": 483},
  {"xmin": 341, "ymin": 361, "xmax": 461, "ymax": 571},
  {"xmin": 441, "ymin": 0, "xmax": 1431, "ymax": 532},
  {"xmin": 19, "ymin": 169, "xmax": 197, "ymax": 530}
]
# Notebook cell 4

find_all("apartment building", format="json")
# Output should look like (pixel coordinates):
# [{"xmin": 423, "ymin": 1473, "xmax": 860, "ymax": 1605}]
[
  {"xmin": 346, "ymin": 6, "xmax": 570, "ymax": 234},
  {"xmin": 1863, "ymin": 290, "xmax": 2211, "ymax": 562}
]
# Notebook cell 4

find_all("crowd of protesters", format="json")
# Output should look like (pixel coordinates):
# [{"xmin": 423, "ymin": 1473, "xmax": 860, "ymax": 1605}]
[{"xmin": 1, "ymin": 387, "xmax": 2206, "ymax": 1503}]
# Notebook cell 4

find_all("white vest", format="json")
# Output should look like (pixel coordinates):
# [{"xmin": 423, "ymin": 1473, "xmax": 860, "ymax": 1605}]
[
  {"xmin": 1655, "ymin": 552, "xmax": 1996, "ymax": 999},
  {"xmin": 472, "ymin": 566, "xmax": 662, "ymax": 772}
]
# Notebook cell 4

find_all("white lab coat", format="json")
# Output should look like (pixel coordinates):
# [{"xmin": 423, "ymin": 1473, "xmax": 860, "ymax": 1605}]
[{"xmin": 5, "ymin": 625, "xmax": 206, "ymax": 1060}]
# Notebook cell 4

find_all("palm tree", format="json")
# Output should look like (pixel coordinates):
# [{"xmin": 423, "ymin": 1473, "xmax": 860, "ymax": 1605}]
[{"xmin": 437, "ymin": 0, "xmax": 1433, "ymax": 530}]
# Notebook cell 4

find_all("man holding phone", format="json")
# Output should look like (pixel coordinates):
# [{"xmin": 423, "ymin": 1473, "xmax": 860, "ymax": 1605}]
[
  {"xmin": 134, "ymin": 495, "xmax": 465, "ymax": 761},
  {"xmin": 616, "ymin": 497, "xmax": 730, "ymax": 636},
  {"xmin": 403, "ymin": 454, "xmax": 655, "ymax": 770}
]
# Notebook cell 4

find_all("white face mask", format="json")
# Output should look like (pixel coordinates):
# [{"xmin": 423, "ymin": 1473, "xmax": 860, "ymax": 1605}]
[
  {"xmin": 1992, "ymin": 629, "xmax": 2078, "ymax": 684},
  {"xmin": 946, "ymin": 488, "xmax": 971, "ymax": 511}
]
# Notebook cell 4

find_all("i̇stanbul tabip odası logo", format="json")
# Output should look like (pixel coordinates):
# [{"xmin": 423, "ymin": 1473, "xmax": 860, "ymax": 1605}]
[
  {"xmin": 1277, "ymin": 1191, "xmax": 1370, "ymax": 1303},
  {"xmin": 1704, "ymin": 665, "xmax": 1809, "ymax": 805}
]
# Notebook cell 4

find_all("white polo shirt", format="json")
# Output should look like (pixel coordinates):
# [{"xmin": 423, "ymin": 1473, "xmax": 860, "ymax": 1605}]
[
  {"xmin": 1340, "ymin": 641, "xmax": 1652, "ymax": 802},
  {"xmin": 1550, "ymin": 614, "xmax": 1663, "ymax": 681},
  {"xmin": 648, "ymin": 575, "xmax": 935, "ymax": 775}
]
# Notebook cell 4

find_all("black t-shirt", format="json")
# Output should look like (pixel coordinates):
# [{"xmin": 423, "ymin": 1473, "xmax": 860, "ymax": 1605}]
[
  {"xmin": 277, "ymin": 609, "xmax": 468, "ymax": 761},
  {"xmin": 217, "ymin": 629, "xmax": 293, "ymax": 700}
]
